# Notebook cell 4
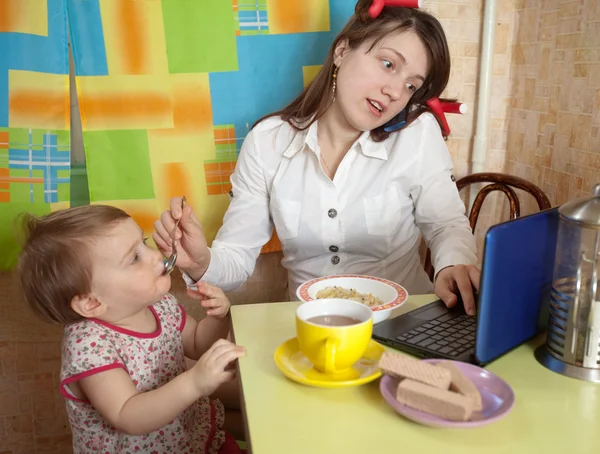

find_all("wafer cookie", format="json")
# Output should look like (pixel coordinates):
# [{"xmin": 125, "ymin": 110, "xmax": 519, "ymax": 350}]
[
  {"xmin": 378, "ymin": 351, "xmax": 452, "ymax": 389},
  {"xmin": 396, "ymin": 379, "xmax": 474, "ymax": 421},
  {"xmin": 437, "ymin": 361, "xmax": 482, "ymax": 411}
]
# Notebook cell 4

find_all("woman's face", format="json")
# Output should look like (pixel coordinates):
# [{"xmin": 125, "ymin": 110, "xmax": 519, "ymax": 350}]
[{"xmin": 333, "ymin": 30, "xmax": 429, "ymax": 133}]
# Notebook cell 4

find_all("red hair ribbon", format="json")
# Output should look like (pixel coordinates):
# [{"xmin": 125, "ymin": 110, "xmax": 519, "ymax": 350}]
[
  {"xmin": 369, "ymin": 0, "xmax": 423, "ymax": 18},
  {"xmin": 425, "ymin": 99, "xmax": 468, "ymax": 136}
]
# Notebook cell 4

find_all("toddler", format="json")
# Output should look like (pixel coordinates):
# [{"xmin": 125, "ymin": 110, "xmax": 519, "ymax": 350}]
[{"xmin": 17, "ymin": 205, "xmax": 246, "ymax": 454}]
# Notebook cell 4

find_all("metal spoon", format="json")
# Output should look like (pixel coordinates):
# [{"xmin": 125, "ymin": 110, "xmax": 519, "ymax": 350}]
[{"xmin": 163, "ymin": 196, "xmax": 186, "ymax": 275}]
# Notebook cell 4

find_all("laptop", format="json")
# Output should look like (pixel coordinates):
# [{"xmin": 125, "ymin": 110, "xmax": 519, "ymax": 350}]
[{"xmin": 372, "ymin": 207, "xmax": 559, "ymax": 365}]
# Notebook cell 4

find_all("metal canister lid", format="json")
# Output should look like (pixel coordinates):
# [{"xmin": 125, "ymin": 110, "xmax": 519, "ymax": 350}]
[{"xmin": 559, "ymin": 183, "xmax": 600, "ymax": 228}]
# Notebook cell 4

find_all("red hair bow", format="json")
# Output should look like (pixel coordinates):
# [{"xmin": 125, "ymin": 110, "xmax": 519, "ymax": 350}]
[
  {"xmin": 425, "ymin": 99, "xmax": 467, "ymax": 136},
  {"xmin": 369, "ymin": 0, "xmax": 423, "ymax": 18}
]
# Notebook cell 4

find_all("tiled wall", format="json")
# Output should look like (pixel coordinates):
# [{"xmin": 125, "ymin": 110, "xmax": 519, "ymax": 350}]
[
  {"xmin": 434, "ymin": 0, "xmax": 600, "ymax": 255},
  {"xmin": 3, "ymin": 0, "xmax": 600, "ymax": 451},
  {"xmin": 506, "ymin": 0, "xmax": 600, "ymax": 205},
  {"xmin": 0, "ymin": 272, "xmax": 72, "ymax": 453}
]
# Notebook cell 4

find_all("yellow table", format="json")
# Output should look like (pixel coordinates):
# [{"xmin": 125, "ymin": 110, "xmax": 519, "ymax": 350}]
[{"xmin": 231, "ymin": 295, "xmax": 600, "ymax": 454}]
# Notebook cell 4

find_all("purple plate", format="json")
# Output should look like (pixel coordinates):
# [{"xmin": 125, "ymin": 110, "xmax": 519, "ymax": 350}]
[{"xmin": 379, "ymin": 359, "xmax": 515, "ymax": 428}]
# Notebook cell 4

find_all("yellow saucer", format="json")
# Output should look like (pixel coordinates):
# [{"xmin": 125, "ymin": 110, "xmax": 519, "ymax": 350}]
[{"xmin": 274, "ymin": 337, "xmax": 385, "ymax": 389}]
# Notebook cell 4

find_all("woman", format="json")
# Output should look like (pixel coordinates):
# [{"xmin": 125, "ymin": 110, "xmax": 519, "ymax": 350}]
[{"xmin": 153, "ymin": 0, "xmax": 480, "ymax": 315}]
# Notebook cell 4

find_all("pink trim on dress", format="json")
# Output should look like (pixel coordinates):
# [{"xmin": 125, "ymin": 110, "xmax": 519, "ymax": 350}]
[
  {"xmin": 90, "ymin": 306, "xmax": 162, "ymax": 338},
  {"xmin": 60, "ymin": 362, "xmax": 125, "ymax": 403}
]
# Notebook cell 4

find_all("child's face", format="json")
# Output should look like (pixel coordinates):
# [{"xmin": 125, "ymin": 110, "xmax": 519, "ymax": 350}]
[{"xmin": 89, "ymin": 218, "xmax": 171, "ymax": 315}]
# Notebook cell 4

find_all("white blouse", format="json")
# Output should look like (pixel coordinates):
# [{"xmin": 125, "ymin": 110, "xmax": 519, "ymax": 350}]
[{"xmin": 197, "ymin": 113, "xmax": 477, "ymax": 299}]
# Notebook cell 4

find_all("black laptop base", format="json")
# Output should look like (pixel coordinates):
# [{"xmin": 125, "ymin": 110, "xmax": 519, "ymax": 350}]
[{"xmin": 372, "ymin": 299, "xmax": 478, "ymax": 364}]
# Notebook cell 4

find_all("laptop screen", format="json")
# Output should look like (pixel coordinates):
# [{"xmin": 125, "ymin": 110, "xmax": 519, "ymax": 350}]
[{"xmin": 475, "ymin": 207, "xmax": 559, "ymax": 364}]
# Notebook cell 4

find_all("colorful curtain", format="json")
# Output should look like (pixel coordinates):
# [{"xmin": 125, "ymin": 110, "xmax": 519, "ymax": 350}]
[
  {"xmin": 0, "ymin": 0, "xmax": 70, "ymax": 269},
  {"xmin": 0, "ymin": 0, "xmax": 353, "ymax": 270}
]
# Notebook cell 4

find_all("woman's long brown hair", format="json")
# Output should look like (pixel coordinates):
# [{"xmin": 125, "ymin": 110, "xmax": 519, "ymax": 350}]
[{"xmin": 254, "ymin": 0, "xmax": 453, "ymax": 141}]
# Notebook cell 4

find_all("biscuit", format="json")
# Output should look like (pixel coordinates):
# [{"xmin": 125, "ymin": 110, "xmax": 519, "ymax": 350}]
[
  {"xmin": 437, "ymin": 361, "xmax": 482, "ymax": 411},
  {"xmin": 396, "ymin": 379, "xmax": 473, "ymax": 422},
  {"xmin": 378, "ymin": 351, "xmax": 452, "ymax": 389}
]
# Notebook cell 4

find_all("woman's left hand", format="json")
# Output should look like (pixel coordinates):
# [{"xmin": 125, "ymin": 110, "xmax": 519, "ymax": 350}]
[
  {"xmin": 186, "ymin": 282, "xmax": 231, "ymax": 319},
  {"xmin": 434, "ymin": 264, "xmax": 481, "ymax": 316}
]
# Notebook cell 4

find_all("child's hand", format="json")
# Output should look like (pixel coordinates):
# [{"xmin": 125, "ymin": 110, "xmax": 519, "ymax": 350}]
[
  {"xmin": 186, "ymin": 282, "xmax": 231, "ymax": 319},
  {"xmin": 191, "ymin": 339, "xmax": 246, "ymax": 397}
]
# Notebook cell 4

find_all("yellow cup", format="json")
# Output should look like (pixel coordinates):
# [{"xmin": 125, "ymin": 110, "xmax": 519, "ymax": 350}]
[{"xmin": 296, "ymin": 298, "xmax": 373, "ymax": 375}]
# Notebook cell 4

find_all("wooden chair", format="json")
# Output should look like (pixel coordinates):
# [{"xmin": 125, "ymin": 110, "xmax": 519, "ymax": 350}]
[{"xmin": 423, "ymin": 172, "xmax": 552, "ymax": 281}]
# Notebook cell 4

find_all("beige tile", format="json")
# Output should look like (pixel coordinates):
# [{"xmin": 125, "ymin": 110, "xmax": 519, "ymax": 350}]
[
  {"xmin": 557, "ymin": 113, "xmax": 576, "ymax": 135},
  {"xmin": 556, "ymin": 33, "xmax": 584, "ymax": 49},
  {"xmin": 559, "ymin": 1, "xmax": 579, "ymax": 17},
  {"xmin": 32, "ymin": 391, "xmax": 57, "ymax": 419},
  {"xmin": 15, "ymin": 343, "xmax": 37, "ymax": 374},
  {"xmin": 438, "ymin": 3, "xmax": 458, "ymax": 19},
  {"xmin": 459, "ymin": 42, "xmax": 480, "ymax": 58},
  {"xmin": 588, "ymin": 64, "xmax": 600, "ymax": 86},
  {"xmin": 516, "ymin": 8, "xmax": 539, "ymax": 43},
  {"xmin": 6, "ymin": 415, "xmax": 34, "ymax": 435},
  {"xmin": 34, "ymin": 435, "xmax": 73, "ymax": 454},
  {"xmin": 556, "ymin": 171, "xmax": 572, "ymax": 203},
  {"xmin": 493, "ymin": 54, "xmax": 509, "ymax": 76},
  {"xmin": 34, "ymin": 343, "xmax": 61, "ymax": 361},
  {"xmin": 575, "ymin": 49, "xmax": 600, "ymax": 63},
  {"xmin": 0, "ymin": 373, "xmax": 17, "ymax": 393},
  {"xmin": 18, "ymin": 392, "xmax": 33, "ymax": 415},
  {"xmin": 559, "ymin": 17, "xmax": 581, "ymax": 35},
  {"xmin": 539, "ymin": 25, "xmax": 557, "ymax": 43},
  {"xmin": 584, "ymin": 21, "xmax": 600, "ymax": 47},
  {"xmin": 34, "ymin": 415, "xmax": 71, "ymax": 438},
  {"xmin": 583, "ymin": 0, "xmax": 600, "ymax": 18},
  {"xmin": 538, "ymin": 47, "xmax": 552, "ymax": 79},
  {"xmin": 17, "ymin": 373, "xmax": 54, "ymax": 394},
  {"xmin": 0, "ymin": 392, "xmax": 20, "ymax": 416},
  {"xmin": 495, "ymin": 23, "xmax": 511, "ymax": 54},
  {"xmin": 583, "ymin": 88, "xmax": 596, "ymax": 115},
  {"xmin": 594, "ymin": 90, "xmax": 600, "ymax": 126},
  {"xmin": 569, "ymin": 115, "xmax": 592, "ymax": 149},
  {"xmin": 0, "ymin": 434, "xmax": 36, "ymax": 454},
  {"xmin": 542, "ymin": 11, "xmax": 559, "ymax": 27},
  {"xmin": 542, "ymin": 182, "xmax": 558, "ymax": 201},
  {"xmin": 491, "ymin": 117, "xmax": 509, "ymax": 130},
  {"xmin": 0, "ymin": 342, "xmax": 16, "ymax": 361},
  {"xmin": 574, "ymin": 64, "xmax": 589, "ymax": 78},
  {"xmin": 535, "ymin": 84, "xmax": 549, "ymax": 98}
]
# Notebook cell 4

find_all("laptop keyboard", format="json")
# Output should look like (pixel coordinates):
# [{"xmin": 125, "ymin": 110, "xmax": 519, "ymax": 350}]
[{"xmin": 395, "ymin": 312, "xmax": 476, "ymax": 357}]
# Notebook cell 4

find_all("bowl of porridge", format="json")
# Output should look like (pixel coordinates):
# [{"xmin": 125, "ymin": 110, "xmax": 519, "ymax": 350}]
[{"xmin": 296, "ymin": 275, "xmax": 409, "ymax": 324}]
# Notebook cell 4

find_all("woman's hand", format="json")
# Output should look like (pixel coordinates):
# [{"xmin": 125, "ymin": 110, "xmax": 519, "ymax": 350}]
[
  {"xmin": 153, "ymin": 197, "xmax": 211, "ymax": 279},
  {"xmin": 186, "ymin": 282, "xmax": 231, "ymax": 319},
  {"xmin": 434, "ymin": 264, "xmax": 481, "ymax": 316}
]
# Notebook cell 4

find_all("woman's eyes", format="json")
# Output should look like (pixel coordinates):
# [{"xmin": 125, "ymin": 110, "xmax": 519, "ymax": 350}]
[{"xmin": 381, "ymin": 58, "xmax": 421, "ymax": 93}]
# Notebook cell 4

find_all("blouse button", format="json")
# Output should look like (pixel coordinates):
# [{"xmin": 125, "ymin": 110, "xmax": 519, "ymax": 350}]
[
  {"xmin": 331, "ymin": 255, "xmax": 340, "ymax": 265},
  {"xmin": 329, "ymin": 245, "xmax": 339, "ymax": 253},
  {"xmin": 328, "ymin": 209, "xmax": 337, "ymax": 218}
]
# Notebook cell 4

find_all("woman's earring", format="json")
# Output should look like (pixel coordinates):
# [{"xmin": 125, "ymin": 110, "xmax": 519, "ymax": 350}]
[{"xmin": 332, "ymin": 66, "xmax": 338, "ymax": 102}]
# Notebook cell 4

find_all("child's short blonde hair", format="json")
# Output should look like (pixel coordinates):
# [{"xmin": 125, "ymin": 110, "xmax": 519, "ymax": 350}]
[{"xmin": 17, "ymin": 205, "xmax": 131, "ymax": 323}]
